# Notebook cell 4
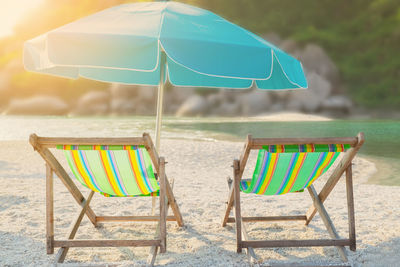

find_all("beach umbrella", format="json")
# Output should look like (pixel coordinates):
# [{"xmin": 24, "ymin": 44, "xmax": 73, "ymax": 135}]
[{"xmin": 23, "ymin": 1, "xmax": 308, "ymax": 151}]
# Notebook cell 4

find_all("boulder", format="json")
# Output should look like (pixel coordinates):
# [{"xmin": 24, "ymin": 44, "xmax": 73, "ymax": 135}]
[
  {"xmin": 207, "ymin": 93, "xmax": 223, "ymax": 107},
  {"xmin": 136, "ymin": 85, "xmax": 156, "ymax": 102},
  {"xmin": 4, "ymin": 95, "xmax": 69, "ymax": 115},
  {"xmin": 109, "ymin": 84, "xmax": 137, "ymax": 99},
  {"xmin": 71, "ymin": 91, "xmax": 109, "ymax": 116},
  {"xmin": 320, "ymin": 95, "xmax": 352, "ymax": 113},
  {"xmin": 213, "ymin": 101, "xmax": 240, "ymax": 116},
  {"xmin": 163, "ymin": 86, "xmax": 195, "ymax": 114},
  {"xmin": 286, "ymin": 72, "xmax": 331, "ymax": 112},
  {"xmin": 175, "ymin": 95, "xmax": 208, "ymax": 116},
  {"xmin": 168, "ymin": 86, "xmax": 196, "ymax": 104},
  {"xmin": 280, "ymin": 39, "xmax": 300, "ymax": 54},
  {"xmin": 216, "ymin": 89, "xmax": 240, "ymax": 103},
  {"xmin": 110, "ymin": 98, "xmax": 137, "ymax": 115},
  {"xmin": 240, "ymin": 89, "xmax": 272, "ymax": 115},
  {"xmin": 109, "ymin": 84, "xmax": 157, "ymax": 115},
  {"xmin": 261, "ymin": 32, "xmax": 282, "ymax": 46},
  {"xmin": 298, "ymin": 44, "xmax": 340, "ymax": 86}
]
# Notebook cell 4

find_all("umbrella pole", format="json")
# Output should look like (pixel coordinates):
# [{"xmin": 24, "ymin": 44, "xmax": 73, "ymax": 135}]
[
  {"xmin": 153, "ymin": 57, "xmax": 165, "ymax": 214},
  {"xmin": 155, "ymin": 59, "xmax": 166, "ymax": 152}
]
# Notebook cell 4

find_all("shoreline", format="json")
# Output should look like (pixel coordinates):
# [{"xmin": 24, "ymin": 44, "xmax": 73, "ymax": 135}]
[{"xmin": 1, "ymin": 138, "xmax": 399, "ymax": 266}]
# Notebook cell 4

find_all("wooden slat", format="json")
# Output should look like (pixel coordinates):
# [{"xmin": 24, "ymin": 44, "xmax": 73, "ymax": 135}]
[
  {"xmin": 56, "ymin": 191, "xmax": 95, "ymax": 263},
  {"xmin": 227, "ymin": 215, "xmax": 307, "ymax": 223},
  {"xmin": 305, "ymin": 132, "xmax": 364, "ymax": 225},
  {"xmin": 54, "ymin": 239, "xmax": 160, "ymax": 247},
  {"xmin": 96, "ymin": 216, "xmax": 176, "ymax": 222},
  {"xmin": 29, "ymin": 134, "xmax": 97, "ymax": 225},
  {"xmin": 307, "ymin": 185, "xmax": 348, "ymax": 261},
  {"xmin": 46, "ymin": 163, "xmax": 54, "ymax": 254},
  {"xmin": 346, "ymin": 164, "xmax": 356, "ymax": 251},
  {"xmin": 233, "ymin": 159, "xmax": 242, "ymax": 253},
  {"xmin": 34, "ymin": 135, "xmax": 145, "ymax": 148},
  {"xmin": 242, "ymin": 239, "xmax": 350, "ymax": 248},
  {"xmin": 251, "ymin": 136, "xmax": 358, "ymax": 148}
]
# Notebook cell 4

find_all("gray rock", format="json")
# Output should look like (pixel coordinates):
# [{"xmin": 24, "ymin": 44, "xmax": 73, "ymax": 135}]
[
  {"xmin": 109, "ymin": 84, "xmax": 157, "ymax": 115},
  {"xmin": 299, "ymin": 44, "xmax": 340, "ymax": 86},
  {"xmin": 241, "ymin": 89, "xmax": 272, "ymax": 115},
  {"xmin": 321, "ymin": 95, "xmax": 352, "ymax": 113},
  {"xmin": 4, "ymin": 95, "xmax": 69, "ymax": 115},
  {"xmin": 72, "ymin": 91, "xmax": 109, "ymax": 115},
  {"xmin": 269, "ymin": 102, "xmax": 285, "ymax": 112},
  {"xmin": 286, "ymin": 72, "xmax": 331, "ymax": 112},
  {"xmin": 207, "ymin": 93, "xmax": 224, "ymax": 107},
  {"xmin": 136, "ymin": 85, "xmax": 156, "ymax": 102},
  {"xmin": 163, "ymin": 86, "xmax": 195, "ymax": 114},
  {"xmin": 168, "ymin": 86, "xmax": 196, "ymax": 104},
  {"xmin": 217, "ymin": 89, "xmax": 242, "ymax": 103},
  {"xmin": 261, "ymin": 32, "xmax": 282, "ymax": 46},
  {"xmin": 110, "ymin": 98, "xmax": 137, "ymax": 115},
  {"xmin": 175, "ymin": 95, "xmax": 208, "ymax": 117},
  {"xmin": 109, "ymin": 84, "xmax": 137, "ymax": 99},
  {"xmin": 269, "ymin": 90, "xmax": 290, "ymax": 101},
  {"xmin": 280, "ymin": 39, "xmax": 300, "ymax": 54},
  {"xmin": 214, "ymin": 101, "xmax": 241, "ymax": 116}
]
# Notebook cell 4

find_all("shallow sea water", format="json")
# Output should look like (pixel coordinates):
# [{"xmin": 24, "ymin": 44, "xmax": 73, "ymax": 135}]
[{"xmin": 1, "ymin": 115, "xmax": 398, "ymax": 185}]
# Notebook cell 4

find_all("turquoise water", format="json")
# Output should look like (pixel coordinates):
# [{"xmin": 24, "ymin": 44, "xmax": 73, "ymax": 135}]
[
  {"xmin": 166, "ymin": 120, "xmax": 400, "ymax": 159},
  {"xmin": 165, "ymin": 119, "xmax": 400, "ymax": 186},
  {"xmin": 1, "ymin": 116, "xmax": 399, "ymax": 186}
]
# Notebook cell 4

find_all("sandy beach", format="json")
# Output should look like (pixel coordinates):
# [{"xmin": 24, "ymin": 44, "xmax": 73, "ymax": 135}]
[{"xmin": 1, "ymin": 136, "xmax": 399, "ymax": 266}]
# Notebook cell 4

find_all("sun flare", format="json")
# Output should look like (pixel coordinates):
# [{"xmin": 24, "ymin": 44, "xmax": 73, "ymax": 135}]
[{"xmin": 0, "ymin": 0, "xmax": 43, "ymax": 37}]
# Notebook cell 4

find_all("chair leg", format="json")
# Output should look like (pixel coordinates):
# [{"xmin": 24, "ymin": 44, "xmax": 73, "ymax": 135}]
[
  {"xmin": 233, "ymin": 160, "xmax": 242, "ymax": 253},
  {"xmin": 165, "ymin": 178, "xmax": 184, "ymax": 227},
  {"xmin": 346, "ymin": 164, "xmax": 356, "ymax": 251},
  {"xmin": 147, "ymin": 157, "xmax": 167, "ymax": 266},
  {"xmin": 241, "ymin": 220, "xmax": 261, "ymax": 264},
  {"xmin": 222, "ymin": 177, "xmax": 234, "ymax": 227},
  {"xmin": 159, "ymin": 157, "xmax": 167, "ymax": 253},
  {"xmin": 55, "ymin": 191, "xmax": 95, "ymax": 263},
  {"xmin": 307, "ymin": 185, "xmax": 348, "ymax": 262},
  {"xmin": 46, "ymin": 163, "xmax": 54, "ymax": 255},
  {"xmin": 305, "ymin": 145, "xmax": 362, "ymax": 225}
]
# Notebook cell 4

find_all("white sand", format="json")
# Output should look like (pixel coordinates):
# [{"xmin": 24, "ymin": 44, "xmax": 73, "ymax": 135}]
[
  {"xmin": 253, "ymin": 112, "xmax": 333, "ymax": 121},
  {"xmin": 1, "ymin": 138, "xmax": 399, "ymax": 266}
]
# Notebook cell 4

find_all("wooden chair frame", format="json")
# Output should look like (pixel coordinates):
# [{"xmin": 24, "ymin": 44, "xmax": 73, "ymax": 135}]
[
  {"xmin": 29, "ymin": 133, "xmax": 184, "ymax": 264},
  {"xmin": 222, "ymin": 133, "xmax": 364, "ymax": 263}
]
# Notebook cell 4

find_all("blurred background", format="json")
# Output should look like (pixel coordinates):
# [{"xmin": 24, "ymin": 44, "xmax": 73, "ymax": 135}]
[{"xmin": 0, "ymin": 0, "xmax": 399, "ymax": 118}]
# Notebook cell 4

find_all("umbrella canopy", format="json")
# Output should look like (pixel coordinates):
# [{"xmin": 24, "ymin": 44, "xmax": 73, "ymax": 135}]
[{"xmin": 24, "ymin": 1, "xmax": 308, "ymax": 149}]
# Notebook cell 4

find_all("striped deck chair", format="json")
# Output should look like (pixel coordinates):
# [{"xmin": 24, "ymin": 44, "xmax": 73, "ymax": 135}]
[
  {"xmin": 222, "ymin": 133, "xmax": 364, "ymax": 263},
  {"xmin": 29, "ymin": 133, "xmax": 183, "ymax": 265}
]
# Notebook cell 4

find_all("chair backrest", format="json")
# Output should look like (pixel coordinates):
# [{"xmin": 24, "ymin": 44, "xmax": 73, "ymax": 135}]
[
  {"xmin": 236, "ymin": 134, "xmax": 364, "ymax": 196},
  {"xmin": 58, "ymin": 144, "xmax": 159, "ymax": 197},
  {"xmin": 241, "ymin": 143, "xmax": 351, "ymax": 195}
]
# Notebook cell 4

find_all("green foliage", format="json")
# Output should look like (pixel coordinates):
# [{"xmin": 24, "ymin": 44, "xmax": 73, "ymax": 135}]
[
  {"xmin": 1, "ymin": 0, "xmax": 399, "ymax": 109},
  {"xmin": 189, "ymin": 0, "xmax": 400, "ymax": 108}
]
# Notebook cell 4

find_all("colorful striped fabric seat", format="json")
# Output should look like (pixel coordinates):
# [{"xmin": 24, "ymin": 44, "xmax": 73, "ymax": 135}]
[
  {"xmin": 240, "ymin": 144, "xmax": 350, "ymax": 195},
  {"xmin": 58, "ymin": 145, "xmax": 159, "ymax": 197}
]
